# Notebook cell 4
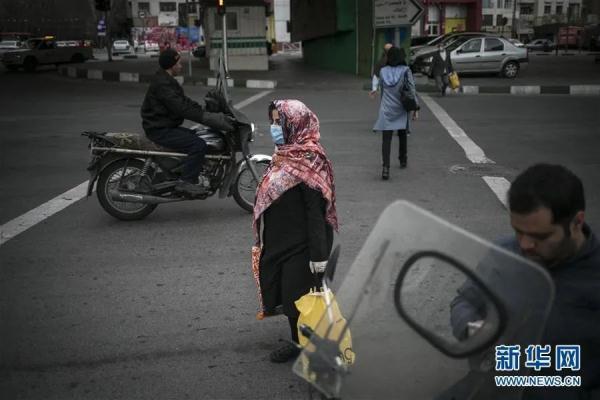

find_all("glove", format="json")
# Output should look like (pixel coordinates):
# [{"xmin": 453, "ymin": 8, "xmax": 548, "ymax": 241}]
[
  {"xmin": 309, "ymin": 260, "xmax": 327, "ymax": 274},
  {"xmin": 202, "ymin": 111, "xmax": 235, "ymax": 132}
]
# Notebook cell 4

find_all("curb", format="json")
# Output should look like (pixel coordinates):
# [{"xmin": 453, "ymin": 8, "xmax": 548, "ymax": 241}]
[
  {"xmin": 58, "ymin": 65, "xmax": 277, "ymax": 89},
  {"xmin": 364, "ymin": 80, "xmax": 600, "ymax": 95}
]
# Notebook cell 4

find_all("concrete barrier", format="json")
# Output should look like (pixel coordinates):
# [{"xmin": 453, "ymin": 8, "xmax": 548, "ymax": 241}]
[
  {"xmin": 246, "ymin": 80, "xmax": 277, "ymax": 89},
  {"xmin": 119, "ymin": 72, "xmax": 139, "ymax": 83}
]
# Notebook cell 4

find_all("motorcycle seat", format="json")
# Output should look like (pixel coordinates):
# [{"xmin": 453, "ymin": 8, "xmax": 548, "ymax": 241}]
[{"xmin": 105, "ymin": 132, "xmax": 177, "ymax": 153}]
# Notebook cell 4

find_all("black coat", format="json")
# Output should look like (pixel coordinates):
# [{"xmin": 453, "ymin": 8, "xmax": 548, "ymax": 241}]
[
  {"xmin": 430, "ymin": 50, "xmax": 453, "ymax": 77},
  {"xmin": 140, "ymin": 69, "xmax": 206, "ymax": 132},
  {"xmin": 259, "ymin": 183, "xmax": 334, "ymax": 317}
]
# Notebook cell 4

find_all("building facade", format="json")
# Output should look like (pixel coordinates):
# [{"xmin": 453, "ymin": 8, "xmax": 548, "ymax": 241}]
[{"xmin": 416, "ymin": 0, "xmax": 483, "ymax": 36}]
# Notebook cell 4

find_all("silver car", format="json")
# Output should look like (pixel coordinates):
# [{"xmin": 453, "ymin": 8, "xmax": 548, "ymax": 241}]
[{"xmin": 448, "ymin": 36, "xmax": 528, "ymax": 78}]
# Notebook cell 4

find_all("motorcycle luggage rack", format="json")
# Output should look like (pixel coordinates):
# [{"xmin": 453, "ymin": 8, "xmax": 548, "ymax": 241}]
[{"xmin": 90, "ymin": 146, "xmax": 231, "ymax": 160}]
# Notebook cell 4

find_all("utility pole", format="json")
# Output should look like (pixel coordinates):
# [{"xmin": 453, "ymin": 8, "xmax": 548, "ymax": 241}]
[
  {"xmin": 185, "ymin": 0, "xmax": 193, "ymax": 76},
  {"xmin": 511, "ymin": 0, "xmax": 518, "ymax": 39},
  {"xmin": 217, "ymin": 0, "xmax": 228, "ymax": 76}
]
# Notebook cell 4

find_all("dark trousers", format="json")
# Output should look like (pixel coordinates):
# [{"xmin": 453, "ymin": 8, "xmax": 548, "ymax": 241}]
[
  {"xmin": 260, "ymin": 248, "xmax": 314, "ymax": 342},
  {"xmin": 382, "ymin": 130, "xmax": 407, "ymax": 167},
  {"xmin": 146, "ymin": 127, "xmax": 207, "ymax": 183}
]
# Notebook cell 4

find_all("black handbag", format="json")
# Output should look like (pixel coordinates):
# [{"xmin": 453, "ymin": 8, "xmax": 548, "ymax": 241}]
[{"xmin": 400, "ymin": 70, "xmax": 419, "ymax": 112}]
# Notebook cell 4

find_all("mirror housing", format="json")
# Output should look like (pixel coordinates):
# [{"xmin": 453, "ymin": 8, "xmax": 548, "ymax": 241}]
[{"xmin": 394, "ymin": 250, "xmax": 507, "ymax": 358}]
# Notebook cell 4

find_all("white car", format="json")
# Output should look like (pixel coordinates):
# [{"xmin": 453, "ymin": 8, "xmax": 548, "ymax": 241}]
[
  {"xmin": 0, "ymin": 40, "xmax": 22, "ymax": 60},
  {"xmin": 112, "ymin": 40, "xmax": 130, "ymax": 55},
  {"xmin": 144, "ymin": 40, "xmax": 159, "ymax": 52}
]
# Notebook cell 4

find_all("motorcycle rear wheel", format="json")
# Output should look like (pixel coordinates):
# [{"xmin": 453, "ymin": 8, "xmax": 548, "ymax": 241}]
[
  {"xmin": 232, "ymin": 159, "xmax": 270, "ymax": 213},
  {"xmin": 97, "ymin": 159, "xmax": 157, "ymax": 221}
]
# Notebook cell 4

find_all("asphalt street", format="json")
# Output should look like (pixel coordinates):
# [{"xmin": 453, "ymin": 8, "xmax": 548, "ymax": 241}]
[{"xmin": 1, "ymin": 70, "xmax": 599, "ymax": 399}]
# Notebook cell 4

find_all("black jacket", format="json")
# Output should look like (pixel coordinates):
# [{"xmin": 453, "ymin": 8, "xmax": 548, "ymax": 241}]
[
  {"xmin": 140, "ymin": 69, "xmax": 206, "ymax": 132},
  {"xmin": 430, "ymin": 49, "xmax": 453, "ymax": 77}
]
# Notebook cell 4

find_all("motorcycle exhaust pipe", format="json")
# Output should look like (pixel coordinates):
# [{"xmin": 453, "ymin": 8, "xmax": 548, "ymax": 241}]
[{"xmin": 109, "ymin": 191, "xmax": 184, "ymax": 204}]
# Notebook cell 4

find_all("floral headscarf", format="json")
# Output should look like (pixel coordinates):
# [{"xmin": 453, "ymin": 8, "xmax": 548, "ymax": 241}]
[
  {"xmin": 251, "ymin": 99, "xmax": 338, "ymax": 319},
  {"xmin": 253, "ymin": 99, "xmax": 338, "ymax": 237}
]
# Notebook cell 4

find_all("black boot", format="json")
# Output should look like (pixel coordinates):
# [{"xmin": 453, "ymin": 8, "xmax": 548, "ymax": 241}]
[
  {"xmin": 382, "ymin": 166, "xmax": 390, "ymax": 180},
  {"xmin": 269, "ymin": 342, "xmax": 301, "ymax": 363}
]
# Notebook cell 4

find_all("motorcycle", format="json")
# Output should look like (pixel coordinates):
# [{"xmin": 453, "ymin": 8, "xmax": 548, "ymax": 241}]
[
  {"xmin": 294, "ymin": 200, "xmax": 555, "ymax": 399},
  {"xmin": 82, "ymin": 64, "xmax": 271, "ymax": 221}
]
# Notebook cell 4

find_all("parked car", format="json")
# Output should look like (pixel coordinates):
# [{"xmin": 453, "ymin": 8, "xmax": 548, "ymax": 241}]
[
  {"xmin": 0, "ymin": 40, "xmax": 22, "ymax": 60},
  {"xmin": 112, "ymin": 40, "xmax": 130, "ymax": 55},
  {"xmin": 410, "ymin": 32, "xmax": 494, "ymax": 72},
  {"xmin": 419, "ymin": 36, "xmax": 528, "ymax": 78},
  {"xmin": 2, "ymin": 36, "xmax": 92, "ymax": 71},
  {"xmin": 410, "ymin": 35, "xmax": 438, "ymax": 47},
  {"xmin": 143, "ymin": 40, "xmax": 159, "ymax": 52},
  {"xmin": 507, "ymin": 38, "xmax": 525, "ymax": 48},
  {"xmin": 525, "ymin": 38, "xmax": 555, "ymax": 52}
]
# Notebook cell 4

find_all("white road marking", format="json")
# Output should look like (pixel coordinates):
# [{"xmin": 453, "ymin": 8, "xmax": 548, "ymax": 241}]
[
  {"xmin": 0, "ymin": 90, "xmax": 273, "ymax": 247},
  {"xmin": 421, "ymin": 94, "xmax": 512, "ymax": 209},
  {"xmin": 482, "ymin": 176, "xmax": 511, "ymax": 209},
  {"xmin": 1, "ymin": 181, "xmax": 89, "ymax": 246},
  {"xmin": 233, "ymin": 90, "xmax": 273, "ymax": 109},
  {"xmin": 420, "ymin": 94, "xmax": 494, "ymax": 164}
]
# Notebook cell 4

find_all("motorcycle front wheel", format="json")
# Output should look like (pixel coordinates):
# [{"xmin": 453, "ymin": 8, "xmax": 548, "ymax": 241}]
[
  {"xmin": 233, "ymin": 159, "xmax": 270, "ymax": 213},
  {"xmin": 97, "ymin": 159, "xmax": 157, "ymax": 221}
]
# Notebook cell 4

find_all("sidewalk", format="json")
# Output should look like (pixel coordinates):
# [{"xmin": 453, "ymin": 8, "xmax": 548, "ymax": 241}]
[{"xmin": 58, "ymin": 50, "xmax": 600, "ymax": 95}]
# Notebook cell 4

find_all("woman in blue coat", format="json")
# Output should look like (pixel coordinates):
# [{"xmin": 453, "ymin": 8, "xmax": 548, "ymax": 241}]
[{"xmin": 372, "ymin": 46, "xmax": 419, "ymax": 180}]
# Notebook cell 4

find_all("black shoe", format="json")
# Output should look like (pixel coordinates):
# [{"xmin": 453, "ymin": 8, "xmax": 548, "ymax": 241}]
[
  {"xmin": 175, "ymin": 180, "xmax": 207, "ymax": 196},
  {"xmin": 269, "ymin": 342, "xmax": 301, "ymax": 363},
  {"xmin": 400, "ymin": 160, "xmax": 407, "ymax": 169},
  {"xmin": 382, "ymin": 167, "xmax": 390, "ymax": 180}
]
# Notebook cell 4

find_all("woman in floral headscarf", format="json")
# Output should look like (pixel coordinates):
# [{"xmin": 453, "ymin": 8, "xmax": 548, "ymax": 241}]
[{"xmin": 252, "ymin": 99, "xmax": 338, "ymax": 363}]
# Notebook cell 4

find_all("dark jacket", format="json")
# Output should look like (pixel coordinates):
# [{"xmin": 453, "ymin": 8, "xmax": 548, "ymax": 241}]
[
  {"xmin": 140, "ymin": 69, "xmax": 206, "ymax": 133},
  {"xmin": 430, "ymin": 49, "xmax": 453, "ymax": 77},
  {"xmin": 261, "ymin": 183, "xmax": 333, "ymax": 267},
  {"xmin": 451, "ymin": 225, "xmax": 600, "ymax": 397}
]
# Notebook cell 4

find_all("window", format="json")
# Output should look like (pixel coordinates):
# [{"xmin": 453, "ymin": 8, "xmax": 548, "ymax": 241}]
[
  {"xmin": 497, "ymin": 14, "xmax": 504, "ymax": 25},
  {"xmin": 505, "ymin": 0, "xmax": 512, "ymax": 9},
  {"xmin": 159, "ymin": 2, "xmax": 176, "ymax": 12},
  {"xmin": 497, "ymin": 0, "xmax": 503, "ymax": 8},
  {"xmin": 427, "ymin": 24, "xmax": 439, "ymax": 35},
  {"xmin": 461, "ymin": 39, "xmax": 482, "ymax": 53},
  {"xmin": 483, "ymin": 14, "xmax": 494, "ymax": 25},
  {"xmin": 214, "ymin": 12, "xmax": 238, "ymax": 31},
  {"xmin": 544, "ymin": 3, "xmax": 552, "ymax": 14},
  {"xmin": 485, "ymin": 38, "xmax": 504, "ymax": 51},
  {"xmin": 556, "ymin": 5, "xmax": 563, "ymax": 14},
  {"xmin": 138, "ymin": 2, "xmax": 150, "ymax": 12}
]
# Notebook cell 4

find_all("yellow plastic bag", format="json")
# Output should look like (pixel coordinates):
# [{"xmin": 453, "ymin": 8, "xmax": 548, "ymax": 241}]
[
  {"xmin": 295, "ymin": 288, "xmax": 355, "ymax": 365},
  {"xmin": 448, "ymin": 71, "xmax": 460, "ymax": 90}
]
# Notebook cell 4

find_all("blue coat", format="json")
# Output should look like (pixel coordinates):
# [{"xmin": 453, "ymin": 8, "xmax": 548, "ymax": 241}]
[{"xmin": 373, "ymin": 65, "xmax": 417, "ymax": 132}]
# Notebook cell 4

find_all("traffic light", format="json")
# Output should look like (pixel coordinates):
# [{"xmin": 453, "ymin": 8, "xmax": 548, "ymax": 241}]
[
  {"xmin": 95, "ymin": 0, "xmax": 111, "ymax": 11},
  {"xmin": 217, "ymin": 0, "xmax": 225, "ymax": 16}
]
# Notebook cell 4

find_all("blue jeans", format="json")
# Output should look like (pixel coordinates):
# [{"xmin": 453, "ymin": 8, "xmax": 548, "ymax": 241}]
[{"xmin": 146, "ymin": 127, "xmax": 207, "ymax": 183}]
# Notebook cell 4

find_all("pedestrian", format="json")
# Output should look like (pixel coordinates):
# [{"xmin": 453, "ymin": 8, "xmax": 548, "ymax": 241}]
[
  {"xmin": 251, "ymin": 99, "xmax": 338, "ymax": 363},
  {"xmin": 430, "ymin": 42, "xmax": 453, "ymax": 96},
  {"xmin": 369, "ymin": 42, "xmax": 393, "ymax": 98},
  {"xmin": 372, "ymin": 46, "xmax": 419, "ymax": 180},
  {"xmin": 140, "ymin": 48, "xmax": 234, "ymax": 196},
  {"xmin": 451, "ymin": 164, "xmax": 600, "ymax": 398}
]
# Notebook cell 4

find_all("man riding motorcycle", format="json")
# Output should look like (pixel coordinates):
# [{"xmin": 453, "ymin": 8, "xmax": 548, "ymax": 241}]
[{"xmin": 140, "ymin": 48, "xmax": 234, "ymax": 196}]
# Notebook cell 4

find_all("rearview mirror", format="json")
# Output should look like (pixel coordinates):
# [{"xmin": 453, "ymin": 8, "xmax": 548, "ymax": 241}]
[{"xmin": 394, "ymin": 251, "xmax": 507, "ymax": 358}]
